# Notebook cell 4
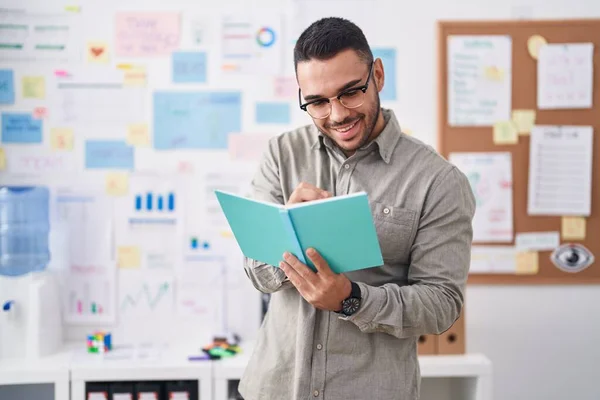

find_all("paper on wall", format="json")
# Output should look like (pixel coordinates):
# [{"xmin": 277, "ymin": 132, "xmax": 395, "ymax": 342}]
[
  {"xmin": 470, "ymin": 246, "xmax": 516, "ymax": 273},
  {"xmin": 515, "ymin": 232, "xmax": 560, "ymax": 252},
  {"xmin": 528, "ymin": 126, "xmax": 593, "ymax": 216},
  {"xmin": 64, "ymin": 264, "xmax": 116, "ymax": 325},
  {"xmin": 449, "ymin": 152, "xmax": 513, "ymax": 242},
  {"xmin": 537, "ymin": 43, "xmax": 593, "ymax": 109},
  {"xmin": 448, "ymin": 35, "xmax": 512, "ymax": 126}
]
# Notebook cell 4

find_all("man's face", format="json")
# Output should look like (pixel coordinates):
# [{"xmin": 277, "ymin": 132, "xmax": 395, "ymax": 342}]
[{"xmin": 297, "ymin": 49, "xmax": 384, "ymax": 155}]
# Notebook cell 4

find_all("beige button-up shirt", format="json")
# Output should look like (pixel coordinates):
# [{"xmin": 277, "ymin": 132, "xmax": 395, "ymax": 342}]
[{"xmin": 238, "ymin": 109, "xmax": 475, "ymax": 400}]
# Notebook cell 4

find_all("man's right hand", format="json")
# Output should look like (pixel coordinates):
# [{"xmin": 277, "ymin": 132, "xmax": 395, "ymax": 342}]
[{"xmin": 287, "ymin": 182, "xmax": 332, "ymax": 205}]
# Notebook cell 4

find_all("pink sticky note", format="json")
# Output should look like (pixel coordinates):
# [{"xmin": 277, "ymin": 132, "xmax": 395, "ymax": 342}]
[
  {"xmin": 228, "ymin": 133, "xmax": 274, "ymax": 162},
  {"xmin": 33, "ymin": 107, "xmax": 48, "ymax": 119},
  {"xmin": 115, "ymin": 12, "xmax": 180, "ymax": 57}
]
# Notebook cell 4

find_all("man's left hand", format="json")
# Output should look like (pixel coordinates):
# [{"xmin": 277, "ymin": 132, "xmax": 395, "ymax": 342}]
[{"xmin": 279, "ymin": 248, "xmax": 351, "ymax": 312}]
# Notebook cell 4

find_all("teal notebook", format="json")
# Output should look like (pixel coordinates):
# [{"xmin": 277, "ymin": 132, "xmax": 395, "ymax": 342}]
[{"xmin": 214, "ymin": 190, "xmax": 384, "ymax": 274}]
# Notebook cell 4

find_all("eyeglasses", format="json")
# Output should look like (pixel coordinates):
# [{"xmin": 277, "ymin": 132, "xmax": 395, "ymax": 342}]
[{"xmin": 298, "ymin": 62, "xmax": 374, "ymax": 119}]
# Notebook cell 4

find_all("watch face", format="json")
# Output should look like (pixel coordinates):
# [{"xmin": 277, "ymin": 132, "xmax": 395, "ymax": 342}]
[{"xmin": 343, "ymin": 298, "xmax": 361, "ymax": 315}]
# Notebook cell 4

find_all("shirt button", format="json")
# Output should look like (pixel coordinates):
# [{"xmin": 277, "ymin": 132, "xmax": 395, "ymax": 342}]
[
  {"xmin": 316, "ymin": 344, "xmax": 323, "ymax": 350},
  {"xmin": 344, "ymin": 164, "xmax": 350, "ymax": 169},
  {"xmin": 383, "ymin": 207, "xmax": 390, "ymax": 214},
  {"xmin": 313, "ymin": 390, "xmax": 320, "ymax": 397}
]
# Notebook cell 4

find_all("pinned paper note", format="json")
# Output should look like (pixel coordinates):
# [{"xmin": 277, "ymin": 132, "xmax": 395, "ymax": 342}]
[
  {"xmin": 172, "ymin": 51, "xmax": 207, "ymax": 83},
  {"xmin": 527, "ymin": 34, "xmax": 547, "ymax": 60},
  {"xmin": 50, "ymin": 128, "xmax": 74, "ymax": 150},
  {"xmin": 511, "ymin": 109, "xmax": 536, "ymax": 135},
  {"xmin": 127, "ymin": 124, "xmax": 150, "ymax": 146},
  {"xmin": 0, "ymin": 69, "xmax": 15, "ymax": 104},
  {"xmin": 562, "ymin": 217, "xmax": 586, "ymax": 240},
  {"xmin": 123, "ymin": 67, "xmax": 147, "ymax": 87},
  {"xmin": 1, "ymin": 113, "xmax": 42, "ymax": 143},
  {"xmin": 493, "ymin": 121, "xmax": 518, "ymax": 144},
  {"xmin": 274, "ymin": 77, "xmax": 297, "ymax": 99},
  {"xmin": 85, "ymin": 140, "xmax": 134, "ymax": 169},
  {"xmin": 115, "ymin": 12, "xmax": 180, "ymax": 57},
  {"xmin": 105, "ymin": 172, "xmax": 129, "ymax": 196},
  {"xmin": 117, "ymin": 246, "xmax": 141, "ymax": 269},
  {"xmin": 516, "ymin": 251, "xmax": 539, "ymax": 274},
  {"xmin": 0, "ymin": 148, "xmax": 5, "ymax": 170},
  {"xmin": 22, "ymin": 76, "xmax": 45, "ymax": 99},
  {"xmin": 86, "ymin": 41, "xmax": 110, "ymax": 64},
  {"xmin": 33, "ymin": 107, "xmax": 48, "ymax": 119}
]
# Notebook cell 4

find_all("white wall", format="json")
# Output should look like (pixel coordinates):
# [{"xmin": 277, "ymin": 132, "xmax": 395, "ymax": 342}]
[{"xmin": 2, "ymin": 0, "xmax": 600, "ymax": 399}]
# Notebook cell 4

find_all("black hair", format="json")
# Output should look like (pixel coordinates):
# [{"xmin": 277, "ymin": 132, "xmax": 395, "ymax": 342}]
[{"xmin": 293, "ymin": 17, "xmax": 373, "ymax": 72}]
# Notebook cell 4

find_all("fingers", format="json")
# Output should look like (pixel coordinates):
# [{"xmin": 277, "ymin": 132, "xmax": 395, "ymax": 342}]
[
  {"xmin": 287, "ymin": 182, "xmax": 332, "ymax": 205},
  {"xmin": 281, "ymin": 252, "xmax": 317, "ymax": 285},
  {"xmin": 305, "ymin": 248, "xmax": 333, "ymax": 276}
]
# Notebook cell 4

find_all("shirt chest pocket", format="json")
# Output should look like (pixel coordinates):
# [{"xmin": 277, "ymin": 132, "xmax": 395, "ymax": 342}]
[{"xmin": 370, "ymin": 202, "xmax": 418, "ymax": 264}]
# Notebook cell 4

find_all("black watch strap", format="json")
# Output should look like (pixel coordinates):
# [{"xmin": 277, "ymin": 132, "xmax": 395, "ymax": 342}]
[{"xmin": 349, "ymin": 281, "xmax": 361, "ymax": 300}]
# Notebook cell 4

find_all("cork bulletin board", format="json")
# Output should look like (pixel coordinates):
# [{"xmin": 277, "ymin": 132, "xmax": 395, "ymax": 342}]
[{"xmin": 437, "ymin": 19, "xmax": 600, "ymax": 284}]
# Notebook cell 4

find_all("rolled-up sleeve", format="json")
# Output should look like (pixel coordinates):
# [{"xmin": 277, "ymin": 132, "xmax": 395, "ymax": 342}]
[
  {"xmin": 242, "ymin": 137, "xmax": 294, "ymax": 294},
  {"xmin": 345, "ymin": 166, "xmax": 476, "ymax": 338}
]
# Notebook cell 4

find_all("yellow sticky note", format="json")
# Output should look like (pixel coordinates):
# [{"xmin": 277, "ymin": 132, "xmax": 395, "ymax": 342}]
[
  {"xmin": 105, "ymin": 172, "xmax": 129, "ymax": 196},
  {"xmin": 527, "ymin": 35, "xmax": 547, "ymax": 60},
  {"xmin": 516, "ymin": 251, "xmax": 539, "ymax": 275},
  {"xmin": 86, "ymin": 41, "xmax": 109, "ymax": 64},
  {"xmin": 123, "ymin": 67, "xmax": 147, "ymax": 87},
  {"xmin": 484, "ymin": 66, "xmax": 504, "ymax": 81},
  {"xmin": 64, "ymin": 5, "xmax": 80, "ymax": 12},
  {"xmin": 562, "ymin": 217, "xmax": 586, "ymax": 240},
  {"xmin": 127, "ymin": 124, "xmax": 150, "ymax": 146},
  {"xmin": 512, "ymin": 110, "xmax": 536, "ymax": 135},
  {"xmin": 0, "ymin": 148, "xmax": 5, "ymax": 170},
  {"xmin": 117, "ymin": 246, "xmax": 141, "ymax": 269},
  {"xmin": 22, "ymin": 76, "xmax": 45, "ymax": 99},
  {"xmin": 220, "ymin": 230, "xmax": 234, "ymax": 238},
  {"xmin": 493, "ymin": 121, "xmax": 518, "ymax": 145},
  {"xmin": 50, "ymin": 128, "xmax": 74, "ymax": 150}
]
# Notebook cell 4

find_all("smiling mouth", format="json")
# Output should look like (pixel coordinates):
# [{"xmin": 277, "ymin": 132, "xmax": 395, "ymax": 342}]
[{"xmin": 334, "ymin": 119, "xmax": 358, "ymax": 133}]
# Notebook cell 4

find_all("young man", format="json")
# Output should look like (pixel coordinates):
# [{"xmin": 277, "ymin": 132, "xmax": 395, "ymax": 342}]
[{"xmin": 238, "ymin": 17, "xmax": 476, "ymax": 400}]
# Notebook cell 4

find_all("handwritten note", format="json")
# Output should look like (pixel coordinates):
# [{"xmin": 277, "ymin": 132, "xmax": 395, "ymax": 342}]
[
  {"xmin": 1, "ymin": 113, "xmax": 42, "ymax": 143},
  {"xmin": 85, "ymin": 140, "xmax": 134, "ymax": 169},
  {"xmin": 51, "ymin": 128, "xmax": 74, "ymax": 150},
  {"xmin": 515, "ymin": 251, "xmax": 539, "ymax": 274},
  {"xmin": 493, "ymin": 121, "xmax": 518, "ymax": 144},
  {"xmin": 515, "ymin": 232, "xmax": 560, "ymax": 252},
  {"xmin": 561, "ymin": 217, "xmax": 586, "ymax": 240},
  {"xmin": 256, "ymin": 102, "xmax": 290, "ymax": 124},
  {"xmin": 528, "ymin": 126, "xmax": 593, "ymax": 216},
  {"xmin": 448, "ymin": 35, "xmax": 512, "ymax": 126},
  {"xmin": 123, "ymin": 67, "xmax": 147, "ymax": 87},
  {"xmin": 115, "ymin": 12, "xmax": 180, "ymax": 57},
  {"xmin": 117, "ymin": 246, "xmax": 141, "ymax": 268},
  {"xmin": 22, "ymin": 76, "xmax": 45, "ymax": 99},
  {"xmin": 228, "ymin": 133, "xmax": 273, "ymax": 162},
  {"xmin": 127, "ymin": 124, "xmax": 150, "ymax": 146},
  {"xmin": 153, "ymin": 91, "xmax": 241, "ymax": 149},
  {"xmin": 86, "ymin": 41, "xmax": 110, "ymax": 63},
  {"xmin": 372, "ymin": 48, "xmax": 397, "ymax": 101},
  {"xmin": 10, "ymin": 150, "xmax": 75, "ymax": 175},
  {"xmin": 511, "ymin": 110, "xmax": 536, "ymax": 135},
  {"xmin": 537, "ymin": 43, "xmax": 593, "ymax": 109},
  {"xmin": 105, "ymin": 172, "xmax": 129, "ymax": 196},
  {"xmin": 0, "ymin": 70, "xmax": 15, "ymax": 104},
  {"xmin": 172, "ymin": 51, "xmax": 207, "ymax": 83},
  {"xmin": 33, "ymin": 107, "xmax": 48, "ymax": 119}
]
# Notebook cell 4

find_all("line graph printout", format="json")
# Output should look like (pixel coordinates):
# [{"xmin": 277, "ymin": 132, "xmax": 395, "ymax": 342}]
[{"xmin": 118, "ymin": 271, "xmax": 174, "ymax": 317}]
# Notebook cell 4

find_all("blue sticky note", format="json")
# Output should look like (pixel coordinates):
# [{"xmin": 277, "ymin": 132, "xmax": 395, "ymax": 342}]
[
  {"xmin": 372, "ymin": 48, "xmax": 397, "ymax": 101},
  {"xmin": 256, "ymin": 102, "xmax": 290, "ymax": 124},
  {"xmin": 1, "ymin": 113, "xmax": 42, "ymax": 143},
  {"xmin": 0, "ymin": 70, "xmax": 15, "ymax": 104},
  {"xmin": 85, "ymin": 140, "xmax": 134, "ymax": 169},
  {"xmin": 173, "ymin": 52, "xmax": 207, "ymax": 83},
  {"xmin": 153, "ymin": 91, "xmax": 242, "ymax": 149}
]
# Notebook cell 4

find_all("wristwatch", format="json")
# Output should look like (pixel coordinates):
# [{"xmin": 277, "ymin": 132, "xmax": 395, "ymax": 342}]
[{"xmin": 339, "ymin": 281, "xmax": 362, "ymax": 316}]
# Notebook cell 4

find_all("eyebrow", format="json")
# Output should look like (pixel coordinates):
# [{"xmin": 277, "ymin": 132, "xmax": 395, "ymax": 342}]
[{"xmin": 302, "ymin": 78, "xmax": 363, "ymax": 102}]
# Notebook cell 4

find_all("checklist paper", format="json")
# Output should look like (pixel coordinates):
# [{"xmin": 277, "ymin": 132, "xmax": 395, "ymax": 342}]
[{"xmin": 528, "ymin": 126, "xmax": 593, "ymax": 216}]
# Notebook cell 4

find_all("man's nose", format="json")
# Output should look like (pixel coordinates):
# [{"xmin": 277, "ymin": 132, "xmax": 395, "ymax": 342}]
[{"xmin": 329, "ymin": 99, "xmax": 351, "ymax": 124}]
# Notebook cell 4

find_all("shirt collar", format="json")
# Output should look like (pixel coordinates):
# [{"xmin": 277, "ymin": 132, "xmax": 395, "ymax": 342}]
[{"xmin": 310, "ymin": 108, "xmax": 402, "ymax": 164}]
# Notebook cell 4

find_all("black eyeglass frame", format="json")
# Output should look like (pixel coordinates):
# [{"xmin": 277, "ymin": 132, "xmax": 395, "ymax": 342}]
[{"xmin": 298, "ymin": 61, "xmax": 374, "ymax": 117}]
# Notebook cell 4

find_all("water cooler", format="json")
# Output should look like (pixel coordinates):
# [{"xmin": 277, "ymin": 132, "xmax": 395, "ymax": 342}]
[{"xmin": 0, "ymin": 186, "xmax": 63, "ymax": 360}]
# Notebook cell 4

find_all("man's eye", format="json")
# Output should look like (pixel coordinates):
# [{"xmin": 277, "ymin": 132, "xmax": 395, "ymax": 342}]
[{"xmin": 342, "ymin": 90, "xmax": 360, "ymax": 98}]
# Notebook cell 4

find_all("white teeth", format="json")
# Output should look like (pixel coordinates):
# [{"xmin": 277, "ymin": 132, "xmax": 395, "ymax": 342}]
[{"xmin": 336, "ymin": 121, "xmax": 357, "ymax": 133}]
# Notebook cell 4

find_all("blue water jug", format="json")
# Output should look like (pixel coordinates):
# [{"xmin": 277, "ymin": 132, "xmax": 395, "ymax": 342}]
[{"xmin": 0, "ymin": 186, "xmax": 51, "ymax": 277}]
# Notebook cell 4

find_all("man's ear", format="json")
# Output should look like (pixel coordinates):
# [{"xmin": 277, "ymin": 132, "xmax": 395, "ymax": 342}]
[{"xmin": 373, "ymin": 58, "xmax": 385, "ymax": 93}]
